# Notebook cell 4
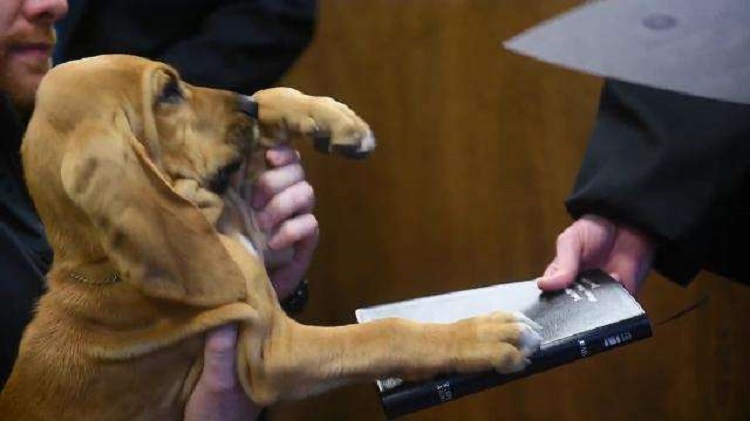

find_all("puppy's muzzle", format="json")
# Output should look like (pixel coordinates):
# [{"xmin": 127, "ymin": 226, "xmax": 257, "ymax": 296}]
[
  {"xmin": 205, "ymin": 95, "xmax": 258, "ymax": 195},
  {"xmin": 209, "ymin": 160, "xmax": 243, "ymax": 195}
]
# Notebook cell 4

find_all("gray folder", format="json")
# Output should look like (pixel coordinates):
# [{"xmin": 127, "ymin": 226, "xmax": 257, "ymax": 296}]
[{"xmin": 504, "ymin": 0, "xmax": 750, "ymax": 104}]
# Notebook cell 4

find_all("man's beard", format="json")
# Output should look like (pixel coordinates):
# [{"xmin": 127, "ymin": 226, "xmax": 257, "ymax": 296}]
[
  {"xmin": 0, "ymin": 59, "xmax": 51, "ymax": 115},
  {"xmin": 0, "ymin": 29, "xmax": 55, "ymax": 115}
]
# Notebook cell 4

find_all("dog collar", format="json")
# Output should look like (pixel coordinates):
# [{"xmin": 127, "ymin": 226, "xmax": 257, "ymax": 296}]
[{"xmin": 68, "ymin": 272, "xmax": 121, "ymax": 285}]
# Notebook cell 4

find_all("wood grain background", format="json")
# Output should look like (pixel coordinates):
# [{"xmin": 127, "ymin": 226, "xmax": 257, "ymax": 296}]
[{"xmin": 270, "ymin": 1, "xmax": 750, "ymax": 419}]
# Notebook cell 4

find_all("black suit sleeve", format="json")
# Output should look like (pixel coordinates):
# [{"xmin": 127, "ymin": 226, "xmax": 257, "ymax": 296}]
[
  {"xmin": 58, "ymin": 0, "xmax": 316, "ymax": 95},
  {"xmin": 158, "ymin": 0, "xmax": 316, "ymax": 94},
  {"xmin": 566, "ymin": 80, "xmax": 750, "ymax": 285}
]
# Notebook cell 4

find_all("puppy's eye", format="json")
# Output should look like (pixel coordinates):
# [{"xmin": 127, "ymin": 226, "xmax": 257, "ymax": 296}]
[{"xmin": 158, "ymin": 78, "xmax": 183, "ymax": 105}]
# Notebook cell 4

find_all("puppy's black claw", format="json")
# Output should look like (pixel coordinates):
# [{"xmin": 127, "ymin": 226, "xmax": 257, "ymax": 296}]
[
  {"xmin": 237, "ymin": 95, "xmax": 258, "ymax": 119},
  {"xmin": 313, "ymin": 132, "xmax": 332, "ymax": 154}
]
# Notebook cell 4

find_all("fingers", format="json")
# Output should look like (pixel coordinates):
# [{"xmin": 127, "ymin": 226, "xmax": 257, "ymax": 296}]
[
  {"xmin": 537, "ymin": 215, "xmax": 616, "ymax": 291},
  {"xmin": 250, "ymin": 146, "xmax": 313, "ymax": 231},
  {"xmin": 264, "ymin": 213, "xmax": 318, "ymax": 270},
  {"xmin": 255, "ymin": 181, "xmax": 315, "ymax": 231},
  {"xmin": 249, "ymin": 144, "xmax": 319, "ymax": 301},
  {"xmin": 251, "ymin": 165, "xmax": 304, "ymax": 210},
  {"xmin": 267, "ymin": 213, "xmax": 319, "ymax": 250},
  {"xmin": 537, "ymin": 214, "xmax": 655, "ymax": 296},
  {"xmin": 250, "ymin": 148, "xmax": 304, "ymax": 210},
  {"xmin": 269, "ymin": 224, "xmax": 319, "ymax": 300}
]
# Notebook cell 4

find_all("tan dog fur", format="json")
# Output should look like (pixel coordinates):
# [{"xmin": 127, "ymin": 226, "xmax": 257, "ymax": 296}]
[{"xmin": 0, "ymin": 55, "xmax": 539, "ymax": 420}]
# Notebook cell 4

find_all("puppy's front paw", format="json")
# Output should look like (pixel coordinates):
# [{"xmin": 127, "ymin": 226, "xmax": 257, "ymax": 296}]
[
  {"xmin": 453, "ymin": 311, "xmax": 542, "ymax": 374},
  {"xmin": 305, "ymin": 96, "xmax": 375, "ymax": 160},
  {"xmin": 252, "ymin": 88, "xmax": 376, "ymax": 159}
]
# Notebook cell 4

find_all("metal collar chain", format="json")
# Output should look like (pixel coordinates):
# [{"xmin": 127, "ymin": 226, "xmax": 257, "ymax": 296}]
[{"xmin": 68, "ymin": 272, "xmax": 121, "ymax": 285}]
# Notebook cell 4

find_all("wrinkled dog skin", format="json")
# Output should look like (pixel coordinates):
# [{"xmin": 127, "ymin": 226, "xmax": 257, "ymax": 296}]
[{"xmin": 0, "ymin": 55, "xmax": 540, "ymax": 420}]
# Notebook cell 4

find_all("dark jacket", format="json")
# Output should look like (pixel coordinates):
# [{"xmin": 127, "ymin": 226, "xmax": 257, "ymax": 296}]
[
  {"xmin": 55, "ymin": 0, "xmax": 317, "ymax": 94},
  {"xmin": 0, "ymin": 96, "xmax": 52, "ymax": 388},
  {"xmin": 567, "ymin": 80, "xmax": 750, "ymax": 285}
]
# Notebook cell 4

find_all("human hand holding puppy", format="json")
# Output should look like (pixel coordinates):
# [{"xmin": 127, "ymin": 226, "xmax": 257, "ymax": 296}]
[
  {"xmin": 251, "ymin": 146, "xmax": 318, "ymax": 300},
  {"xmin": 186, "ymin": 145, "xmax": 317, "ymax": 420}
]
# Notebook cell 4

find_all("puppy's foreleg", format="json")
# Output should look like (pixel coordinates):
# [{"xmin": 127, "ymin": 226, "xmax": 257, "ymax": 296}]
[{"xmin": 238, "ymin": 312, "xmax": 540, "ymax": 405}]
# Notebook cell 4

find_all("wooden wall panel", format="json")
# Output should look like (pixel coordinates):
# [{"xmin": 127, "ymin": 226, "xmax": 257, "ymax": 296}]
[{"xmin": 270, "ymin": 1, "xmax": 750, "ymax": 419}]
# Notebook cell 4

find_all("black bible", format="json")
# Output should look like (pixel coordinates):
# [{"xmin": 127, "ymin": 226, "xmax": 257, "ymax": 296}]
[{"xmin": 355, "ymin": 270, "xmax": 652, "ymax": 419}]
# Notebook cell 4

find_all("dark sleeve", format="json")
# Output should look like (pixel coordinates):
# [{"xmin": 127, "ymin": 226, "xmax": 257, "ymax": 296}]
[
  {"xmin": 566, "ymin": 80, "xmax": 750, "ymax": 285},
  {"xmin": 57, "ymin": 0, "xmax": 317, "ymax": 95},
  {"xmin": 159, "ymin": 0, "xmax": 317, "ymax": 94},
  {"xmin": 0, "ymin": 228, "xmax": 46, "ymax": 388}
]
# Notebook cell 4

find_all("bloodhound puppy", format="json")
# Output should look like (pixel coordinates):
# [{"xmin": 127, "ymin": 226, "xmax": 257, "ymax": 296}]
[{"xmin": 0, "ymin": 55, "xmax": 540, "ymax": 420}]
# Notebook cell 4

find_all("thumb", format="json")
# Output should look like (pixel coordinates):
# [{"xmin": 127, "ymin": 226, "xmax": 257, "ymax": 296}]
[
  {"xmin": 186, "ymin": 324, "xmax": 259, "ymax": 421},
  {"xmin": 537, "ymin": 226, "xmax": 582, "ymax": 291},
  {"xmin": 201, "ymin": 324, "xmax": 240, "ymax": 391}
]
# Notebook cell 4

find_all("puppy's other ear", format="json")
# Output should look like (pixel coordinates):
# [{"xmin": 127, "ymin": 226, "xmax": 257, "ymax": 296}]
[{"xmin": 60, "ymin": 124, "xmax": 246, "ymax": 306}]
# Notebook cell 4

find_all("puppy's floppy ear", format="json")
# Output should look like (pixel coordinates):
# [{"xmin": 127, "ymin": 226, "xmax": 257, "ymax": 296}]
[{"xmin": 60, "ymin": 122, "xmax": 246, "ymax": 307}]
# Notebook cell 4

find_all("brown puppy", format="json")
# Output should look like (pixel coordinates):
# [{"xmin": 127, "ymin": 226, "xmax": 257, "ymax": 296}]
[{"xmin": 0, "ymin": 55, "xmax": 540, "ymax": 420}]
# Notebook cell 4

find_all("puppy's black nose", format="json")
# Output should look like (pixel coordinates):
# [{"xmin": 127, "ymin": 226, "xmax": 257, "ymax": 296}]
[{"xmin": 237, "ymin": 95, "xmax": 258, "ymax": 118}]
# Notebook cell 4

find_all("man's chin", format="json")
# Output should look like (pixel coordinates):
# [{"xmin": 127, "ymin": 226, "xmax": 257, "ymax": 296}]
[{"xmin": 1, "ymin": 70, "xmax": 46, "ymax": 114}]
